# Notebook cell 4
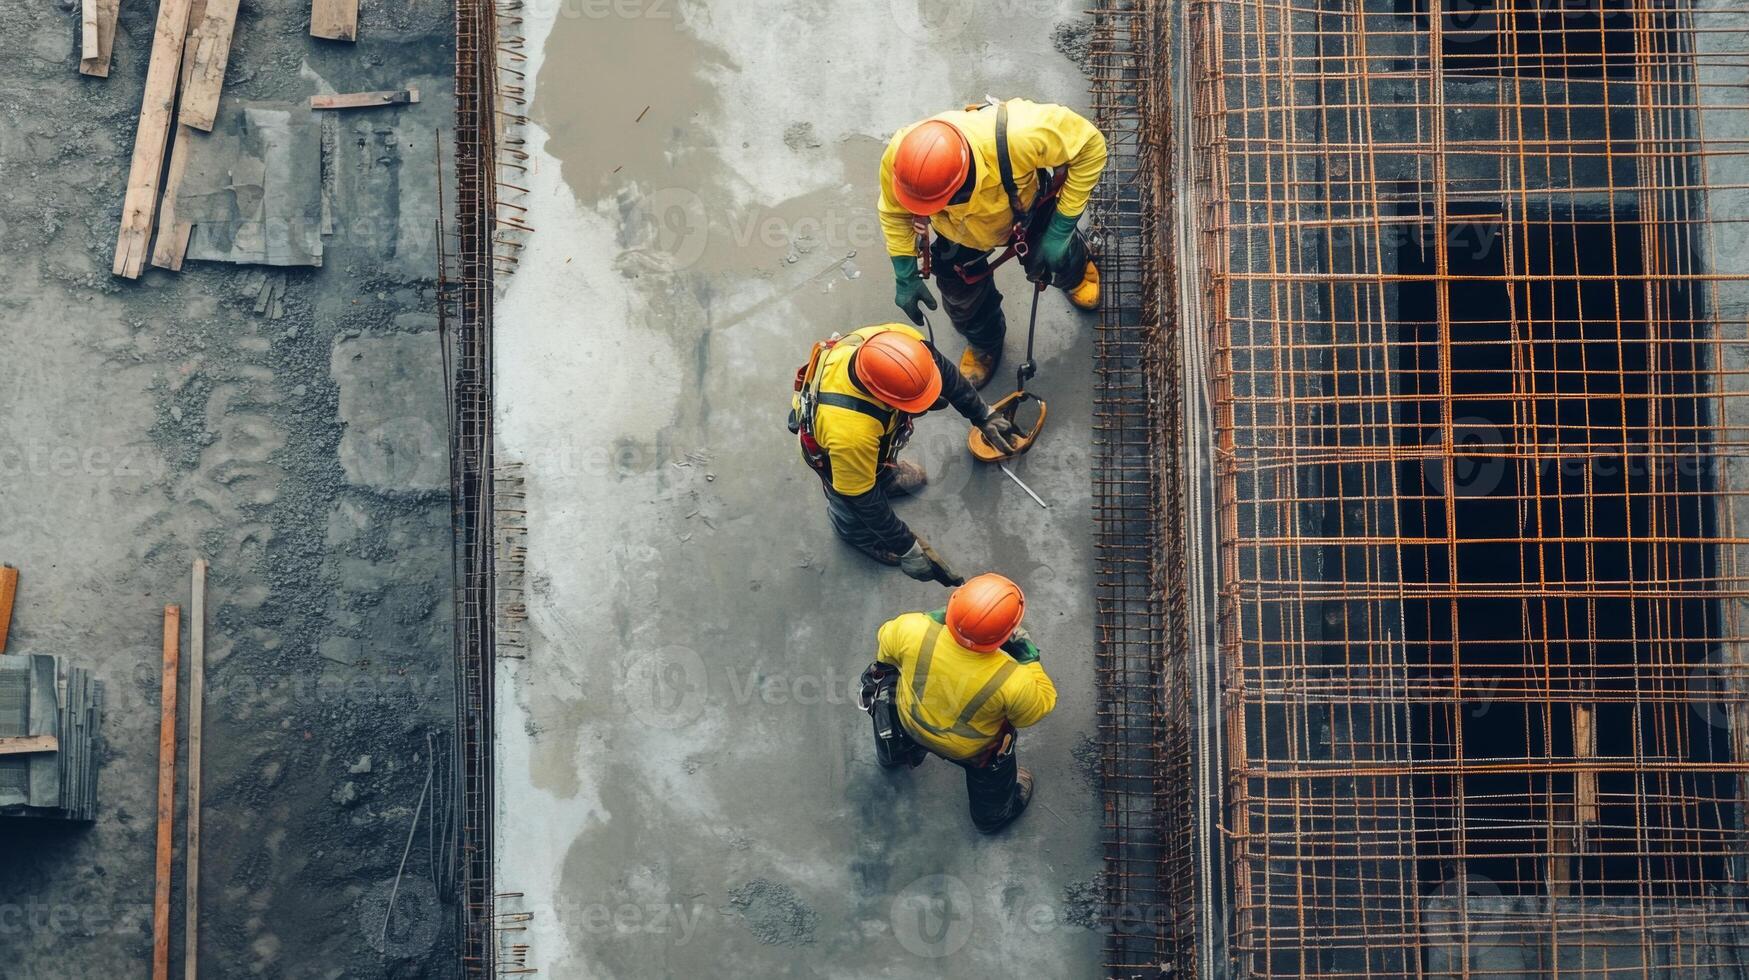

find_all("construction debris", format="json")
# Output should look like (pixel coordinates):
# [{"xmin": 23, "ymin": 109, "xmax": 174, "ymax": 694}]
[
  {"xmin": 152, "ymin": 605, "xmax": 180, "ymax": 980},
  {"xmin": 186, "ymin": 560, "xmax": 207, "ymax": 980},
  {"xmin": 0, "ymin": 654, "xmax": 101, "ymax": 823},
  {"xmin": 113, "ymin": 0, "xmax": 197, "ymax": 278},
  {"xmin": 311, "ymin": 88, "xmax": 420, "ymax": 110},
  {"xmin": 177, "ymin": 103, "xmax": 325, "ymax": 267},
  {"xmin": 150, "ymin": 0, "xmax": 211, "ymax": 273},
  {"xmin": 179, "ymin": 0, "xmax": 241, "ymax": 132},
  {"xmin": 0, "ymin": 565, "xmax": 16, "ymax": 654},
  {"xmin": 78, "ymin": 0, "xmax": 121, "ymax": 78},
  {"xmin": 310, "ymin": 0, "xmax": 358, "ymax": 42}
]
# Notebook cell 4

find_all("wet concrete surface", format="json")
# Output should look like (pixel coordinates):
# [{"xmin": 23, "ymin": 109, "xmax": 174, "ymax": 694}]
[
  {"xmin": 496, "ymin": 1, "xmax": 1106, "ymax": 975},
  {"xmin": 0, "ymin": 2, "xmax": 458, "ymax": 977}
]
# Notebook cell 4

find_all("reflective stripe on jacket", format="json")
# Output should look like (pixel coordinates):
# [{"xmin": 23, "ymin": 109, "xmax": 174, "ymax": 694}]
[
  {"xmin": 874, "ymin": 610, "xmax": 1057, "ymax": 762},
  {"xmin": 878, "ymin": 98, "xmax": 1108, "ymax": 257}
]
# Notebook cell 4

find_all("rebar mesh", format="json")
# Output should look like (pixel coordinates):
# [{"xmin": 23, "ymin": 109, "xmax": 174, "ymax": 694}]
[
  {"xmin": 1185, "ymin": 0, "xmax": 1749, "ymax": 975},
  {"xmin": 1092, "ymin": 1, "xmax": 1203, "ymax": 976},
  {"xmin": 450, "ymin": 0, "xmax": 504, "ymax": 973}
]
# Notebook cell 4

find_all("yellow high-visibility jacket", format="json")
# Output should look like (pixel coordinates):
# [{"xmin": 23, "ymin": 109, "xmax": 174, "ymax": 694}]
[
  {"xmin": 792, "ymin": 324, "xmax": 918, "ymax": 497},
  {"xmin": 878, "ymin": 98, "xmax": 1108, "ymax": 257},
  {"xmin": 875, "ymin": 610, "xmax": 1057, "ymax": 762}
]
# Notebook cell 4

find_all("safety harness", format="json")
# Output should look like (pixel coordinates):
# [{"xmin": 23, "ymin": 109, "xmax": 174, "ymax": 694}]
[
  {"xmin": 788, "ymin": 332, "xmax": 913, "ymax": 488},
  {"xmin": 912, "ymin": 99, "xmax": 1068, "ymax": 285}
]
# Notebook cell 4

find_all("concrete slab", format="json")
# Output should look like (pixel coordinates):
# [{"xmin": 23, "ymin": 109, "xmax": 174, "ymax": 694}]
[{"xmin": 494, "ymin": 1, "xmax": 1106, "ymax": 976}]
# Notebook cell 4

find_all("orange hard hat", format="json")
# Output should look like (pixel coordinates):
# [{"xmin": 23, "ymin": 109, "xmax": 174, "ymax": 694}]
[
  {"xmin": 946, "ymin": 573, "xmax": 1025, "ymax": 653},
  {"xmin": 853, "ymin": 330, "xmax": 942, "ymax": 413},
  {"xmin": 891, "ymin": 120, "xmax": 972, "ymax": 215}
]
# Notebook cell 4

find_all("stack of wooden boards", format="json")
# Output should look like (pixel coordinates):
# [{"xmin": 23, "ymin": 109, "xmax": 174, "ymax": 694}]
[
  {"xmin": 0, "ymin": 654, "xmax": 102, "ymax": 823},
  {"xmin": 100, "ymin": 0, "xmax": 364, "ymax": 278}
]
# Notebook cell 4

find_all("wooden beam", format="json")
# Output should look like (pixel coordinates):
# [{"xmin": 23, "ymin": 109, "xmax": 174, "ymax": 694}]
[
  {"xmin": 153, "ymin": 605, "xmax": 181, "ymax": 980},
  {"xmin": 113, "ymin": 0, "xmax": 196, "ymax": 279},
  {"xmin": 151, "ymin": 0, "xmax": 206, "ymax": 272},
  {"xmin": 0, "ymin": 566, "xmax": 17, "ymax": 654},
  {"xmin": 81, "ymin": 0, "xmax": 99, "ymax": 62},
  {"xmin": 178, "ymin": 0, "xmax": 239, "ymax": 132},
  {"xmin": 184, "ymin": 561, "xmax": 206, "ymax": 980},
  {"xmin": 79, "ymin": 0, "xmax": 122, "ymax": 78},
  {"xmin": 0, "ymin": 735, "xmax": 58, "ymax": 756},
  {"xmin": 310, "ymin": 0, "xmax": 357, "ymax": 42},
  {"xmin": 310, "ymin": 87, "xmax": 420, "ymax": 111}
]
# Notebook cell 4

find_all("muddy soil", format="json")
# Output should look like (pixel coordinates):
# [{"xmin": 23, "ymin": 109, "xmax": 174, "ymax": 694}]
[{"xmin": 0, "ymin": 2, "xmax": 459, "ymax": 977}]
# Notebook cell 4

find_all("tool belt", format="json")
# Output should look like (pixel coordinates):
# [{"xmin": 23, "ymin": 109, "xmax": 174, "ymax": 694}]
[
  {"xmin": 913, "ymin": 99, "xmax": 1068, "ymax": 285},
  {"xmin": 859, "ymin": 663, "xmax": 926, "ymax": 769},
  {"xmin": 859, "ymin": 662, "xmax": 1016, "ymax": 770}
]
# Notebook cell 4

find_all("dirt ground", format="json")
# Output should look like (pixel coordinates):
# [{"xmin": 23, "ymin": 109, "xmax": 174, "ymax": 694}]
[{"xmin": 0, "ymin": 2, "xmax": 459, "ymax": 977}]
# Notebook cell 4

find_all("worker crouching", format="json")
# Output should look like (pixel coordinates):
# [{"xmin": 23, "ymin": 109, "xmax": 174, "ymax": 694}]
[
  {"xmin": 791, "ymin": 324, "xmax": 1021, "ymax": 584},
  {"xmin": 859, "ymin": 574, "xmax": 1056, "ymax": 833},
  {"xmin": 880, "ymin": 97, "xmax": 1108, "ymax": 389}
]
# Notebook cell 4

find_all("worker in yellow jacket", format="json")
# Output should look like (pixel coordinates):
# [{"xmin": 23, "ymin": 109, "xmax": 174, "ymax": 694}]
[
  {"xmin": 863, "ymin": 573, "xmax": 1057, "ymax": 833},
  {"xmin": 879, "ymin": 98, "xmax": 1108, "ymax": 388},
  {"xmin": 792, "ymin": 324, "xmax": 1021, "ymax": 582}
]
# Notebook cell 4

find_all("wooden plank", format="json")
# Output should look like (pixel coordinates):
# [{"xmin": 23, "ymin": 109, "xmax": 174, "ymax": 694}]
[
  {"xmin": 310, "ymin": 88, "xmax": 419, "ymax": 111},
  {"xmin": 0, "ymin": 735, "xmax": 58, "ymax": 756},
  {"xmin": 79, "ymin": 0, "xmax": 122, "ymax": 78},
  {"xmin": 1574, "ymin": 703, "xmax": 1598, "ymax": 826},
  {"xmin": 310, "ymin": 0, "xmax": 358, "ymax": 42},
  {"xmin": 153, "ymin": 605, "xmax": 180, "ymax": 980},
  {"xmin": 184, "ymin": 560, "xmax": 206, "ymax": 980},
  {"xmin": 151, "ymin": 0, "xmax": 207, "ymax": 272},
  {"xmin": 0, "ymin": 566, "xmax": 17, "ymax": 654},
  {"xmin": 113, "ymin": 0, "xmax": 196, "ymax": 279},
  {"xmin": 81, "ymin": 0, "xmax": 99, "ymax": 62},
  {"xmin": 178, "ymin": 0, "xmax": 239, "ymax": 132}
]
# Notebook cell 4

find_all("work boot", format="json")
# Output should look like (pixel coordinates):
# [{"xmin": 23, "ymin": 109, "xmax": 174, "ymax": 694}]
[
  {"xmin": 959, "ymin": 346, "xmax": 1001, "ymax": 390},
  {"xmin": 1065, "ymin": 260, "xmax": 1100, "ymax": 311},
  {"xmin": 885, "ymin": 459, "xmax": 928, "ymax": 498}
]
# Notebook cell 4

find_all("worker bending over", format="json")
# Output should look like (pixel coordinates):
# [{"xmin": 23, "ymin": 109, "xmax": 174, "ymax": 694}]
[
  {"xmin": 792, "ymin": 324, "xmax": 1021, "ymax": 583},
  {"xmin": 863, "ymin": 574, "xmax": 1056, "ymax": 833},
  {"xmin": 879, "ymin": 97, "xmax": 1108, "ymax": 388}
]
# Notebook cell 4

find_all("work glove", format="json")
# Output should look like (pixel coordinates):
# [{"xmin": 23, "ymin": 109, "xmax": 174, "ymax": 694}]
[
  {"xmin": 1001, "ymin": 624, "xmax": 1041, "ymax": 664},
  {"xmin": 976, "ymin": 403, "xmax": 1022, "ymax": 456},
  {"xmin": 1034, "ymin": 210, "xmax": 1080, "ymax": 281},
  {"xmin": 892, "ymin": 256, "xmax": 938, "ymax": 326},
  {"xmin": 898, "ymin": 536, "xmax": 965, "ymax": 587}
]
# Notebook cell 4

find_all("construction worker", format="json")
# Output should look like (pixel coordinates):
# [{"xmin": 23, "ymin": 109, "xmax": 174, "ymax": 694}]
[
  {"xmin": 879, "ymin": 97, "xmax": 1108, "ymax": 388},
  {"xmin": 861, "ymin": 573, "xmax": 1055, "ymax": 833},
  {"xmin": 791, "ymin": 324, "xmax": 1022, "ymax": 582}
]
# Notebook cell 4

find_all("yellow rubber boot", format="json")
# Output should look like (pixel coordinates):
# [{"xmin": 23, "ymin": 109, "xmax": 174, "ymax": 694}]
[
  {"xmin": 1066, "ymin": 260, "xmax": 1100, "ymax": 311},
  {"xmin": 959, "ymin": 346, "xmax": 1000, "ymax": 390}
]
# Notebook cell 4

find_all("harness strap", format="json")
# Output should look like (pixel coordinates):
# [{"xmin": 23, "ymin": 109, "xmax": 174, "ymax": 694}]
[
  {"xmin": 995, "ymin": 102, "xmax": 1025, "ymax": 221},
  {"xmin": 816, "ymin": 391, "xmax": 894, "ymax": 425},
  {"xmin": 907, "ymin": 621, "xmax": 1019, "ymax": 744}
]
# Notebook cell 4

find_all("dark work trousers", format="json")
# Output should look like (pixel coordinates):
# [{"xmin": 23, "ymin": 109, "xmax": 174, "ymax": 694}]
[
  {"xmin": 821, "ymin": 464, "xmax": 913, "ymax": 563},
  {"xmin": 959, "ymin": 729, "xmax": 1026, "ymax": 833},
  {"xmin": 931, "ymin": 204, "xmax": 1091, "ymax": 354}
]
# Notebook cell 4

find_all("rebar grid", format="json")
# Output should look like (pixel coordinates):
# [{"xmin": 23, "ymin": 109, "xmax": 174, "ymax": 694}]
[
  {"xmin": 450, "ymin": 0, "xmax": 504, "ymax": 974},
  {"xmin": 1188, "ymin": 1, "xmax": 1749, "ymax": 975},
  {"xmin": 1092, "ymin": 1, "xmax": 1202, "ymax": 976}
]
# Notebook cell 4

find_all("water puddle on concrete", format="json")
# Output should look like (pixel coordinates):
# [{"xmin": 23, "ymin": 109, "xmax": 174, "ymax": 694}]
[{"xmin": 533, "ymin": 5, "xmax": 730, "ymax": 206}]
